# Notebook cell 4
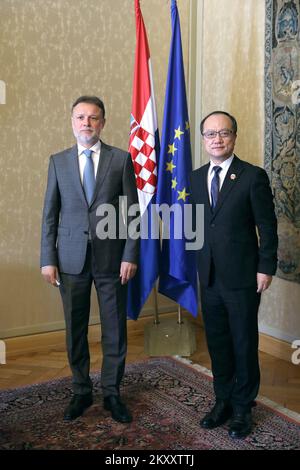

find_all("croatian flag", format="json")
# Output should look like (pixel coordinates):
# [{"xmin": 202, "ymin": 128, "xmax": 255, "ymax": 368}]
[{"xmin": 127, "ymin": 0, "xmax": 160, "ymax": 320}]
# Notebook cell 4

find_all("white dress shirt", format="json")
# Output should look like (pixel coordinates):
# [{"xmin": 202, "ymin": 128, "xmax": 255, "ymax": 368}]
[
  {"xmin": 77, "ymin": 140, "xmax": 101, "ymax": 184},
  {"xmin": 207, "ymin": 155, "xmax": 234, "ymax": 205}
]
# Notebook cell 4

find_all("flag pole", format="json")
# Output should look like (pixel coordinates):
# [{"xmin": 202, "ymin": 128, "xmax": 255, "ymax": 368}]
[
  {"xmin": 153, "ymin": 285, "xmax": 160, "ymax": 325},
  {"xmin": 177, "ymin": 304, "xmax": 183, "ymax": 324}
]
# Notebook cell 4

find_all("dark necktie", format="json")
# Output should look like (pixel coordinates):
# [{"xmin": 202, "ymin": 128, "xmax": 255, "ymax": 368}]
[
  {"xmin": 83, "ymin": 149, "xmax": 95, "ymax": 204},
  {"xmin": 210, "ymin": 166, "xmax": 222, "ymax": 210}
]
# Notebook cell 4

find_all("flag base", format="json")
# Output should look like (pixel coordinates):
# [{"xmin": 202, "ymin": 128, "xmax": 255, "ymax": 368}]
[{"xmin": 144, "ymin": 317, "xmax": 197, "ymax": 357}]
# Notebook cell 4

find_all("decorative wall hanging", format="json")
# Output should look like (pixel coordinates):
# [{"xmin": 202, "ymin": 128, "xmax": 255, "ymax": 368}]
[{"xmin": 265, "ymin": 0, "xmax": 300, "ymax": 283}]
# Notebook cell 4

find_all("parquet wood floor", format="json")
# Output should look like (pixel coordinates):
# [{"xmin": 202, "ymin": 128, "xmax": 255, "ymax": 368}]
[{"xmin": 1, "ymin": 314, "xmax": 299, "ymax": 414}]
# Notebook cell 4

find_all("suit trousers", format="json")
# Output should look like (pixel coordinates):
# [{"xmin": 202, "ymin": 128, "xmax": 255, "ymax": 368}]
[
  {"xmin": 200, "ymin": 265, "xmax": 261, "ymax": 413},
  {"xmin": 59, "ymin": 242, "xmax": 127, "ymax": 397}
]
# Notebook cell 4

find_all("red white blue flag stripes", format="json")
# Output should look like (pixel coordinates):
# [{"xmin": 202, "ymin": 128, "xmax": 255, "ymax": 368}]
[{"xmin": 127, "ymin": 0, "xmax": 160, "ymax": 319}]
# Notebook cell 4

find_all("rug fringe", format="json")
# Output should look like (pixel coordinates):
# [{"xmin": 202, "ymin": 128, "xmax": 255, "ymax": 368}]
[
  {"xmin": 173, "ymin": 355, "xmax": 213, "ymax": 377},
  {"xmin": 172, "ymin": 355, "xmax": 300, "ymax": 424},
  {"xmin": 256, "ymin": 395, "xmax": 300, "ymax": 424}
]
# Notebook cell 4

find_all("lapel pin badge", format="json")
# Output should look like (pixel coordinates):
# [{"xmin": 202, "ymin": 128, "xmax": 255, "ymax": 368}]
[{"xmin": 230, "ymin": 173, "xmax": 236, "ymax": 180}]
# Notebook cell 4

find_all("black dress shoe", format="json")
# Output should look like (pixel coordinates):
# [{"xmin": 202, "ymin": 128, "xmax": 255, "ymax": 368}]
[
  {"xmin": 200, "ymin": 401, "xmax": 232, "ymax": 429},
  {"xmin": 228, "ymin": 412, "xmax": 252, "ymax": 439},
  {"xmin": 103, "ymin": 396, "xmax": 132, "ymax": 423},
  {"xmin": 63, "ymin": 393, "xmax": 93, "ymax": 421}
]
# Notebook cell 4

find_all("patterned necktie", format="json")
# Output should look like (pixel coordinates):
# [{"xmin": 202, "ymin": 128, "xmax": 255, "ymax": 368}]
[
  {"xmin": 83, "ymin": 149, "xmax": 95, "ymax": 204},
  {"xmin": 210, "ymin": 166, "xmax": 222, "ymax": 210}
]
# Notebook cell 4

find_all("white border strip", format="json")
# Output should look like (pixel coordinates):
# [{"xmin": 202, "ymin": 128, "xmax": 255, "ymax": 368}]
[{"xmin": 173, "ymin": 355, "xmax": 300, "ymax": 424}]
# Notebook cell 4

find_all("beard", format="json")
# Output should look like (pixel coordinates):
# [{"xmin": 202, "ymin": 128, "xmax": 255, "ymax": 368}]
[{"xmin": 73, "ymin": 128, "xmax": 99, "ymax": 146}]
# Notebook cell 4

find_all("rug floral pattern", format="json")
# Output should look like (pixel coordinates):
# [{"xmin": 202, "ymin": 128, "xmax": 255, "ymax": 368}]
[{"xmin": 0, "ymin": 358, "xmax": 299, "ymax": 450}]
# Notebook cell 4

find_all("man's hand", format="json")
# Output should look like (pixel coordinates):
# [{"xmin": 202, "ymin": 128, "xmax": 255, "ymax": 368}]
[
  {"xmin": 41, "ymin": 265, "xmax": 60, "ymax": 287},
  {"xmin": 256, "ymin": 273, "xmax": 272, "ymax": 293},
  {"xmin": 120, "ymin": 262, "xmax": 137, "ymax": 285}
]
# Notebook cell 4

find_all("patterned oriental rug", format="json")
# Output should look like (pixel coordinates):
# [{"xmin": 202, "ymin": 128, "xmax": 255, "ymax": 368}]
[{"xmin": 0, "ymin": 357, "xmax": 299, "ymax": 450}]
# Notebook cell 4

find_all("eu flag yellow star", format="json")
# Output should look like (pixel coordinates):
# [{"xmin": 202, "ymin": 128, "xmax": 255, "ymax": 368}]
[
  {"xmin": 185, "ymin": 121, "xmax": 190, "ymax": 131},
  {"xmin": 171, "ymin": 177, "xmax": 178, "ymax": 189},
  {"xmin": 168, "ymin": 143, "xmax": 177, "ymax": 156},
  {"xmin": 166, "ymin": 160, "xmax": 176, "ymax": 173},
  {"xmin": 174, "ymin": 126, "xmax": 184, "ymax": 140},
  {"xmin": 177, "ymin": 187, "xmax": 190, "ymax": 202}
]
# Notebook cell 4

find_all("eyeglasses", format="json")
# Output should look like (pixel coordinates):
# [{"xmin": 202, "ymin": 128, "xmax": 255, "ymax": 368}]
[{"xmin": 202, "ymin": 129, "xmax": 235, "ymax": 140}]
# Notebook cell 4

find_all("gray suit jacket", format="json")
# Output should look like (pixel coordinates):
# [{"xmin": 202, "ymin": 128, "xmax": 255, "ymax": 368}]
[{"xmin": 40, "ymin": 141, "xmax": 139, "ymax": 275}]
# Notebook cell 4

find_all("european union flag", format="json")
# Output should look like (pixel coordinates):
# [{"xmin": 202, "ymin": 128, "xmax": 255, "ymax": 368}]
[{"xmin": 156, "ymin": 0, "xmax": 198, "ymax": 317}]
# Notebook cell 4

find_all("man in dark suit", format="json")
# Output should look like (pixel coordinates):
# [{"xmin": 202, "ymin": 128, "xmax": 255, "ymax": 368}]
[
  {"xmin": 41, "ymin": 96, "xmax": 139, "ymax": 423},
  {"xmin": 190, "ymin": 111, "xmax": 278, "ymax": 439}
]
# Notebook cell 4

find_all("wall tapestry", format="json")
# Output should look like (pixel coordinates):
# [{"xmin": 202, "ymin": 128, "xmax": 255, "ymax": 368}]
[{"xmin": 265, "ymin": 0, "xmax": 300, "ymax": 283}]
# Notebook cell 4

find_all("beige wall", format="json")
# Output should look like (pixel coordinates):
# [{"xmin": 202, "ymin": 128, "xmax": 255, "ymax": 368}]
[
  {"xmin": 192, "ymin": 0, "xmax": 265, "ymax": 167},
  {"xmin": 191, "ymin": 0, "xmax": 300, "ymax": 343},
  {"xmin": 0, "ymin": 0, "xmax": 190, "ymax": 338}
]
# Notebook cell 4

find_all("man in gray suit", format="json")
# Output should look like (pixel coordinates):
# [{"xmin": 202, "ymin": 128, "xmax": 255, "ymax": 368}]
[{"xmin": 41, "ymin": 96, "xmax": 139, "ymax": 423}]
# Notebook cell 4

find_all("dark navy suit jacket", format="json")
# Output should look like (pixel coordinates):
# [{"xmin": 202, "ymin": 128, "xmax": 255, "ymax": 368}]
[{"xmin": 190, "ymin": 155, "xmax": 278, "ymax": 288}]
